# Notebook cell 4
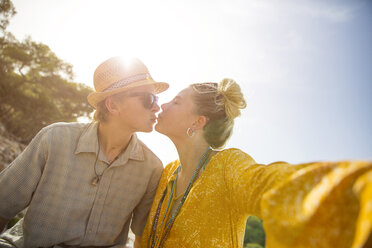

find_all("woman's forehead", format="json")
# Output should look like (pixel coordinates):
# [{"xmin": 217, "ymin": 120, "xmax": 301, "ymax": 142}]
[{"xmin": 177, "ymin": 87, "xmax": 193, "ymax": 97}]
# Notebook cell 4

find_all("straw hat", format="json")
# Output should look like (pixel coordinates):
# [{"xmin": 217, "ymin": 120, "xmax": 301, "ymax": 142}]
[{"xmin": 87, "ymin": 56, "xmax": 169, "ymax": 108}]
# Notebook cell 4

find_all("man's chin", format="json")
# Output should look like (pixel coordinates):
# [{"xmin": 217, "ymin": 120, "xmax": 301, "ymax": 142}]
[
  {"xmin": 135, "ymin": 124, "xmax": 154, "ymax": 133},
  {"xmin": 142, "ymin": 126, "xmax": 154, "ymax": 133}
]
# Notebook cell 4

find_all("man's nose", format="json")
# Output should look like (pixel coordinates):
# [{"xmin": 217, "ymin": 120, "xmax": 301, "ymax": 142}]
[{"xmin": 152, "ymin": 102, "xmax": 161, "ymax": 112}]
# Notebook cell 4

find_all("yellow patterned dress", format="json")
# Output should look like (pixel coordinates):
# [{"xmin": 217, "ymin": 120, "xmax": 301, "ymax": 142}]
[{"xmin": 139, "ymin": 148, "xmax": 372, "ymax": 248}]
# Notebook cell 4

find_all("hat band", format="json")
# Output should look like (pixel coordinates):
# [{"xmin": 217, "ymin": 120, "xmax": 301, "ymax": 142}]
[{"xmin": 103, "ymin": 73, "xmax": 153, "ymax": 92}]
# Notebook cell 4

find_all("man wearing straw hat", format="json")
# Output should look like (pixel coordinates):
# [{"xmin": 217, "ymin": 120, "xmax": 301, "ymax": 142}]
[{"xmin": 0, "ymin": 57, "xmax": 168, "ymax": 248}]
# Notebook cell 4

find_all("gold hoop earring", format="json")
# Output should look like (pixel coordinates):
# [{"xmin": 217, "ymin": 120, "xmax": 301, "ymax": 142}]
[{"xmin": 186, "ymin": 127, "xmax": 195, "ymax": 137}]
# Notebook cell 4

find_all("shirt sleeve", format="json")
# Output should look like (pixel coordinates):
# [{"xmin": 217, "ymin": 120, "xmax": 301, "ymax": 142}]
[
  {"xmin": 131, "ymin": 161, "xmax": 164, "ymax": 236},
  {"xmin": 0, "ymin": 127, "xmax": 49, "ymax": 219},
  {"xmin": 223, "ymin": 149, "xmax": 372, "ymax": 248}
]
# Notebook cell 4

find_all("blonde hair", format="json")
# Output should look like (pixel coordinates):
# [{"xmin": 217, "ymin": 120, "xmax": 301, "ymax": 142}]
[
  {"xmin": 93, "ymin": 91, "xmax": 128, "ymax": 123},
  {"xmin": 93, "ymin": 100, "xmax": 109, "ymax": 123},
  {"xmin": 191, "ymin": 78, "xmax": 246, "ymax": 149}
]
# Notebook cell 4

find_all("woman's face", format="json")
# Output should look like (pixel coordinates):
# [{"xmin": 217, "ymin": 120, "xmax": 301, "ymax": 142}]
[{"xmin": 156, "ymin": 87, "xmax": 200, "ymax": 138}]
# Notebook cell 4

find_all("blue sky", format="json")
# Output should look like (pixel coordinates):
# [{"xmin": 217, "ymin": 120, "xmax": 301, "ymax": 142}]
[{"xmin": 7, "ymin": 0, "xmax": 372, "ymax": 164}]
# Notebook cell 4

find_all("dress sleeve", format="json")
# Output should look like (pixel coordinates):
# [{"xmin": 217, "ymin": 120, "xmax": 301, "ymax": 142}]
[
  {"xmin": 223, "ymin": 148, "xmax": 304, "ymax": 218},
  {"xmin": 261, "ymin": 160, "xmax": 372, "ymax": 248},
  {"xmin": 0, "ymin": 127, "xmax": 49, "ymax": 219},
  {"xmin": 223, "ymin": 149, "xmax": 372, "ymax": 248},
  {"xmin": 351, "ymin": 169, "xmax": 372, "ymax": 248}
]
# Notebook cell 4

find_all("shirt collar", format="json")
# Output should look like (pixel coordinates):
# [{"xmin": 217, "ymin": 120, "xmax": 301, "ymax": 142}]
[
  {"xmin": 114, "ymin": 133, "xmax": 145, "ymax": 165},
  {"xmin": 74, "ymin": 122, "xmax": 144, "ymax": 164}
]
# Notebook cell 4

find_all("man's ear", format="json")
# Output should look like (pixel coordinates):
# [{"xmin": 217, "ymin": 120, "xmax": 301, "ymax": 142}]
[
  {"xmin": 192, "ymin": 115, "xmax": 208, "ymax": 130},
  {"xmin": 105, "ymin": 97, "xmax": 120, "ymax": 115}
]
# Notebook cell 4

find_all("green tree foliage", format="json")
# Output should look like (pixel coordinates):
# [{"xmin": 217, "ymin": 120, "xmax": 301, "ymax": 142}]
[
  {"xmin": 244, "ymin": 244, "xmax": 263, "ymax": 248},
  {"xmin": 244, "ymin": 216, "xmax": 266, "ymax": 248},
  {"xmin": 0, "ymin": 0, "xmax": 16, "ymax": 32},
  {"xmin": 0, "ymin": 0, "xmax": 93, "ymax": 142}
]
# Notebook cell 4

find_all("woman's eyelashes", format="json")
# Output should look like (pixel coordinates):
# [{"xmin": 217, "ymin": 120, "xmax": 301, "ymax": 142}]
[{"xmin": 171, "ymin": 98, "xmax": 179, "ymax": 104}]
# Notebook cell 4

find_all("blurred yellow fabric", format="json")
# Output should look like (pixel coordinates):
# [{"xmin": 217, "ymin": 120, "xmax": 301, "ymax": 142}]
[{"xmin": 140, "ymin": 148, "xmax": 372, "ymax": 248}]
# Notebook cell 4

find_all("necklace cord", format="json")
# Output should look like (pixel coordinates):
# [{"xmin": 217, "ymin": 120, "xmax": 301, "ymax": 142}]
[
  {"xmin": 91, "ymin": 128, "xmax": 103, "ymax": 186},
  {"xmin": 148, "ymin": 147, "xmax": 212, "ymax": 247}
]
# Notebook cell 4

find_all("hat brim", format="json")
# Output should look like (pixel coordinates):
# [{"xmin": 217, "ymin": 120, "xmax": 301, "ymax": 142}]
[{"xmin": 87, "ymin": 80, "xmax": 169, "ymax": 108}]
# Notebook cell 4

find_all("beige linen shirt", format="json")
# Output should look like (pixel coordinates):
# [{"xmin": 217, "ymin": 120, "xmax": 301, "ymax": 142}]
[{"xmin": 0, "ymin": 122, "xmax": 163, "ymax": 247}]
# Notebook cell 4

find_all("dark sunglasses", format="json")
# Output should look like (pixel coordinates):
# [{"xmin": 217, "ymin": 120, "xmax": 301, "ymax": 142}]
[{"xmin": 127, "ymin": 92, "xmax": 159, "ymax": 109}]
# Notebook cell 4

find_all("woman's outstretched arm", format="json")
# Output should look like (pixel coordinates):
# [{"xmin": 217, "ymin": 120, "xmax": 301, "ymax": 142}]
[{"xmin": 222, "ymin": 149, "xmax": 372, "ymax": 248}]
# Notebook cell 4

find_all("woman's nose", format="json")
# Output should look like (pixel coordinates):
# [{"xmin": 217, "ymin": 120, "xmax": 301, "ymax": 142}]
[{"xmin": 160, "ymin": 103, "xmax": 167, "ymax": 110}]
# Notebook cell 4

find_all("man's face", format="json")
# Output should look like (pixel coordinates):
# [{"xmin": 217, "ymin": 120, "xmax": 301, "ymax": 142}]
[{"xmin": 111, "ymin": 85, "xmax": 160, "ymax": 133}]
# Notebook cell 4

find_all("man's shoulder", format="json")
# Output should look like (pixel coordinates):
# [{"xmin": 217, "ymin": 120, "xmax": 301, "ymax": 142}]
[
  {"xmin": 44, "ymin": 122, "xmax": 88, "ymax": 130},
  {"xmin": 42, "ymin": 122, "xmax": 88, "ymax": 135},
  {"xmin": 38, "ymin": 122, "xmax": 91, "ymax": 142},
  {"xmin": 135, "ymin": 137, "xmax": 163, "ymax": 169}
]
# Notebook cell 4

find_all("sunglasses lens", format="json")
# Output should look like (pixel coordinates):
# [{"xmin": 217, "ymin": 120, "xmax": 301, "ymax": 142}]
[
  {"xmin": 144, "ymin": 94, "xmax": 158, "ymax": 109},
  {"xmin": 128, "ymin": 92, "xmax": 158, "ymax": 109}
]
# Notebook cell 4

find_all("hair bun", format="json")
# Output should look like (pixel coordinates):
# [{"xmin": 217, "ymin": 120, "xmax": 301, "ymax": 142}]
[{"xmin": 217, "ymin": 78, "xmax": 247, "ymax": 119}]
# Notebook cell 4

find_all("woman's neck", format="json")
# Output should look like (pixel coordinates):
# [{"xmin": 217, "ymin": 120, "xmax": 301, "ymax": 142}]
[
  {"xmin": 173, "ymin": 135, "xmax": 210, "ymax": 178},
  {"xmin": 97, "ymin": 121, "xmax": 133, "ymax": 163}
]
